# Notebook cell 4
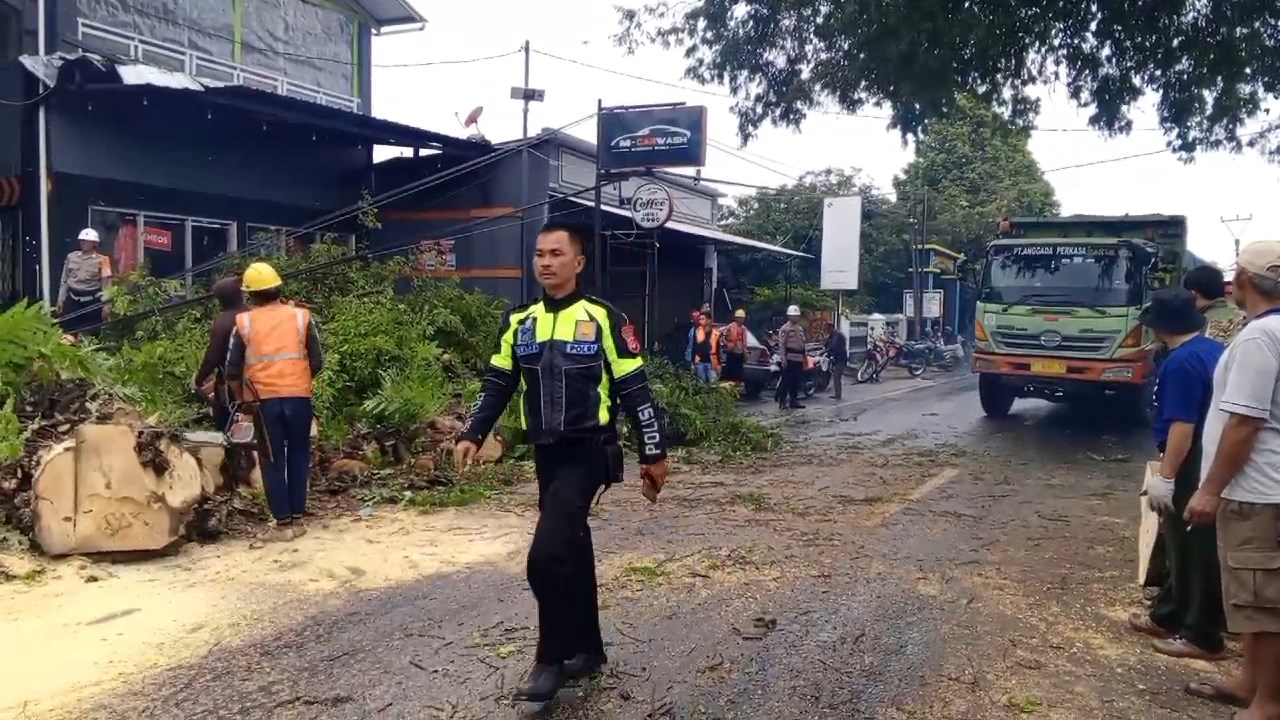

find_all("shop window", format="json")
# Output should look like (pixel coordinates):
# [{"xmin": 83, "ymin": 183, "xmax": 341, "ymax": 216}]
[
  {"xmin": 88, "ymin": 207, "xmax": 234, "ymax": 287},
  {"xmin": 246, "ymin": 225, "xmax": 356, "ymax": 257}
]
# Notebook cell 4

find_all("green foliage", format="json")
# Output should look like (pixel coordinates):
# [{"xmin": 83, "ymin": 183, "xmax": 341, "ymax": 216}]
[
  {"xmin": 0, "ymin": 398, "xmax": 28, "ymax": 463},
  {"xmin": 0, "ymin": 301, "xmax": 115, "ymax": 402},
  {"xmin": 615, "ymin": 0, "xmax": 1280, "ymax": 160},
  {"xmin": 716, "ymin": 99, "xmax": 1057, "ymax": 315},
  {"xmin": 893, "ymin": 96, "xmax": 1061, "ymax": 277},
  {"xmin": 646, "ymin": 359, "xmax": 780, "ymax": 460}
]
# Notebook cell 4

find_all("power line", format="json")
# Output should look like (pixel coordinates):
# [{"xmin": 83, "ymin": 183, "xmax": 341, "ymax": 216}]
[
  {"xmin": 706, "ymin": 139, "xmax": 798, "ymax": 182},
  {"xmin": 1041, "ymin": 126, "xmax": 1276, "ymax": 173},
  {"xmin": 61, "ymin": 113, "xmax": 600, "ymax": 326},
  {"xmin": 530, "ymin": 48, "xmax": 1169, "ymax": 133}
]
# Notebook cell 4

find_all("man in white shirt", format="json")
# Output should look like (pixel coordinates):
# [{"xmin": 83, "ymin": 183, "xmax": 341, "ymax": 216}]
[{"xmin": 1185, "ymin": 240, "xmax": 1280, "ymax": 718}]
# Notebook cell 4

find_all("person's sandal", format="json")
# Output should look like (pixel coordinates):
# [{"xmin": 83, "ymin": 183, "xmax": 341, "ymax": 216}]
[{"xmin": 1184, "ymin": 681, "xmax": 1250, "ymax": 709}]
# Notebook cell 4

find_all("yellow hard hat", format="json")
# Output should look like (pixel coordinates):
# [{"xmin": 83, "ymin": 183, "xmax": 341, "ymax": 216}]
[
  {"xmin": 734, "ymin": 308, "xmax": 747, "ymax": 319},
  {"xmin": 241, "ymin": 261, "xmax": 283, "ymax": 292}
]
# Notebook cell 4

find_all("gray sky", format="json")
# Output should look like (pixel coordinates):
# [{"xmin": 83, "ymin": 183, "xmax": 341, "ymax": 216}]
[{"xmin": 372, "ymin": 0, "xmax": 1278, "ymax": 267}]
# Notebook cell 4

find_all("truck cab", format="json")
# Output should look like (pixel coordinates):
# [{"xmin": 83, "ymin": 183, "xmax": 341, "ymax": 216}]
[{"xmin": 971, "ymin": 215, "xmax": 1188, "ymax": 419}]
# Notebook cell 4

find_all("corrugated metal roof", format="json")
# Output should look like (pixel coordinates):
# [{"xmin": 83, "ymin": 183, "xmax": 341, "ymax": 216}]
[
  {"xmin": 20, "ymin": 52, "xmax": 483, "ymax": 154},
  {"xmin": 356, "ymin": 0, "xmax": 426, "ymax": 29}
]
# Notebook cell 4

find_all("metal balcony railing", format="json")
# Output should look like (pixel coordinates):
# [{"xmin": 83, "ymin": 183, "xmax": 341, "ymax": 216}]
[{"xmin": 77, "ymin": 19, "xmax": 362, "ymax": 113}]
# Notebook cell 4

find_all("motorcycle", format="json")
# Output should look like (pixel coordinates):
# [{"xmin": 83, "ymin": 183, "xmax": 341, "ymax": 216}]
[
  {"xmin": 768, "ymin": 344, "xmax": 831, "ymax": 399},
  {"xmin": 855, "ymin": 332, "xmax": 927, "ymax": 382}
]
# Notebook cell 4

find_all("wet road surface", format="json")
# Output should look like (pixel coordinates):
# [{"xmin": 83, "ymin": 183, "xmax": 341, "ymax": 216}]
[{"xmin": 76, "ymin": 375, "xmax": 1232, "ymax": 720}]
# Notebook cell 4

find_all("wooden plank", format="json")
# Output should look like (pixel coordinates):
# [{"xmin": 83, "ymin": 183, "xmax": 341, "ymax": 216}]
[
  {"xmin": 382, "ymin": 207, "xmax": 520, "ymax": 221},
  {"xmin": 1138, "ymin": 460, "xmax": 1161, "ymax": 584}
]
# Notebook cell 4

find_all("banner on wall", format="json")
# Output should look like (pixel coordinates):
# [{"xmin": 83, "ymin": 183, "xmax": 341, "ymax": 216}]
[{"xmin": 142, "ymin": 227, "xmax": 173, "ymax": 251}]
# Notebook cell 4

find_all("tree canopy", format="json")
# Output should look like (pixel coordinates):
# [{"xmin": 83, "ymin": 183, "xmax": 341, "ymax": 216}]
[
  {"xmin": 615, "ymin": 0, "xmax": 1280, "ymax": 157},
  {"xmin": 718, "ymin": 97, "xmax": 1058, "ymax": 316},
  {"xmin": 895, "ymin": 95, "xmax": 1060, "ymax": 269}
]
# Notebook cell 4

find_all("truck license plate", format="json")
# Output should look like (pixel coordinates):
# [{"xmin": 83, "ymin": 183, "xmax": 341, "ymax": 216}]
[{"xmin": 1030, "ymin": 360, "xmax": 1067, "ymax": 374}]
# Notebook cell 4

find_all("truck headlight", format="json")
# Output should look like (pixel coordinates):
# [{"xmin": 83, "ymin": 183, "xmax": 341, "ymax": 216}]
[
  {"xmin": 1100, "ymin": 367, "xmax": 1134, "ymax": 380},
  {"xmin": 973, "ymin": 357, "xmax": 997, "ymax": 370}
]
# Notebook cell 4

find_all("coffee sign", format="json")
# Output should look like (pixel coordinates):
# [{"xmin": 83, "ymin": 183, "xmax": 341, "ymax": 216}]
[{"xmin": 629, "ymin": 183, "xmax": 674, "ymax": 229}]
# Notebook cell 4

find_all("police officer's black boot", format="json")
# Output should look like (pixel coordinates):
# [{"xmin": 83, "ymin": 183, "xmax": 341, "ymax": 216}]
[
  {"xmin": 563, "ymin": 651, "xmax": 608, "ymax": 679},
  {"xmin": 513, "ymin": 662, "xmax": 566, "ymax": 703}
]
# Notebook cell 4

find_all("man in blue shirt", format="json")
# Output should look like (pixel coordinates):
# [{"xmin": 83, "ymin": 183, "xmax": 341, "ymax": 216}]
[{"xmin": 1128, "ymin": 288, "xmax": 1228, "ymax": 661}]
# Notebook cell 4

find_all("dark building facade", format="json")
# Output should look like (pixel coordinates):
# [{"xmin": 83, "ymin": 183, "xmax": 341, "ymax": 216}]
[
  {"xmin": 371, "ymin": 130, "xmax": 809, "ymax": 350},
  {"xmin": 2, "ymin": 0, "xmax": 484, "ymax": 305}
]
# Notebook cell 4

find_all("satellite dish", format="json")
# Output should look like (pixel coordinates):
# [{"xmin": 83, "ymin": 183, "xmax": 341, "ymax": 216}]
[{"xmin": 463, "ymin": 106, "xmax": 484, "ymax": 128}]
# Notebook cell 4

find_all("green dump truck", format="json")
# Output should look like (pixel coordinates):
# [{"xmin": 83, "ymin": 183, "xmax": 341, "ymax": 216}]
[{"xmin": 971, "ymin": 214, "xmax": 1194, "ymax": 418}]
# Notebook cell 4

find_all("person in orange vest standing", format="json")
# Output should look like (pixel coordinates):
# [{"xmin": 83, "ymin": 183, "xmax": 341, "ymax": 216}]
[{"xmin": 224, "ymin": 262, "xmax": 323, "ymax": 542}]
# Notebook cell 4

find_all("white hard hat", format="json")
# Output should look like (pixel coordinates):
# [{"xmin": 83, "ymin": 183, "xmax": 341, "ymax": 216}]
[
  {"xmin": 77, "ymin": 228, "xmax": 100, "ymax": 243},
  {"xmin": 786, "ymin": 304, "xmax": 801, "ymax": 316}
]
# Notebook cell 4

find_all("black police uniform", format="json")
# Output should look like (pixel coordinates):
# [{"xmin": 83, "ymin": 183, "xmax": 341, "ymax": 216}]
[{"xmin": 459, "ymin": 290, "xmax": 666, "ymax": 699}]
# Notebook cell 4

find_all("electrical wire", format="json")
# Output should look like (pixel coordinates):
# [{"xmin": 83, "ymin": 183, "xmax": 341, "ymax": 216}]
[
  {"xmin": 81, "ymin": 111, "xmax": 600, "ymax": 314},
  {"xmin": 0, "ymin": 86, "xmax": 55, "ymax": 106},
  {"xmin": 73, "ymin": 181, "xmax": 610, "ymax": 335},
  {"xmin": 706, "ymin": 139, "xmax": 799, "ymax": 182},
  {"xmin": 530, "ymin": 48, "xmax": 1168, "ymax": 133},
  {"xmin": 64, "ymin": 111, "xmax": 599, "ymax": 327}
]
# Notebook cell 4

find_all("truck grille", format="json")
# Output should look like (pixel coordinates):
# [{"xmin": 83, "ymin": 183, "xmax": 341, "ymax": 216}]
[{"xmin": 992, "ymin": 330, "xmax": 1114, "ymax": 354}]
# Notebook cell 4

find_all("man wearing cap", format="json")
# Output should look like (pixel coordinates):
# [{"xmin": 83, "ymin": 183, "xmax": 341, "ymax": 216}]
[
  {"xmin": 776, "ymin": 305, "xmax": 808, "ymax": 410},
  {"xmin": 54, "ymin": 228, "xmax": 113, "ymax": 333},
  {"xmin": 1129, "ymin": 288, "xmax": 1227, "ymax": 662},
  {"xmin": 1184, "ymin": 240, "xmax": 1280, "ymax": 716},
  {"xmin": 721, "ymin": 309, "xmax": 749, "ymax": 387},
  {"xmin": 225, "ymin": 261, "xmax": 324, "ymax": 542}
]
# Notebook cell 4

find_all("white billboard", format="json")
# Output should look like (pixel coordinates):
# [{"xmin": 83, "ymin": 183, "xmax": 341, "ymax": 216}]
[{"xmin": 820, "ymin": 195, "xmax": 863, "ymax": 290}]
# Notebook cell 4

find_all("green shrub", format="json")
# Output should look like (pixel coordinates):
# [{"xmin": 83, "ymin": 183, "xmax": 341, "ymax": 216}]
[{"xmin": 645, "ymin": 359, "xmax": 781, "ymax": 460}]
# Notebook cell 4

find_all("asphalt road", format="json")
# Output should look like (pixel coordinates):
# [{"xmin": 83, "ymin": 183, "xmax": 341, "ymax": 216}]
[{"xmin": 75, "ymin": 376, "xmax": 1223, "ymax": 720}]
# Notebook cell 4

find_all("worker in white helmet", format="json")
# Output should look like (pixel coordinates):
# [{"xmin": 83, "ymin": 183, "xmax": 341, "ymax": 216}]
[
  {"xmin": 54, "ymin": 227, "xmax": 113, "ymax": 333},
  {"xmin": 776, "ymin": 304, "xmax": 807, "ymax": 409}
]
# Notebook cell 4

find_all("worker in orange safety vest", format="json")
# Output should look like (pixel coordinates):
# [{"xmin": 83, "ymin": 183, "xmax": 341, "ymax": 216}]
[{"xmin": 224, "ymin": 261, "xmax": 323, "ymax": 542}]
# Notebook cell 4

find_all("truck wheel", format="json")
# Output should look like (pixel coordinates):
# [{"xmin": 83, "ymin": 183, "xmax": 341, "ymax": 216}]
[
  {"xmin": 979, "ymin": 374, "xmax": 1015, "ymax": 418},
  {"xmin": 743, "ymin": 382, "xmax": 763, "ymax": 399}
]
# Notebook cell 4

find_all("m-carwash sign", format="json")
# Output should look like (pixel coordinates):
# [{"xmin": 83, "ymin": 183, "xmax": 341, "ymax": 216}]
[{"xmin": 597, "ymin": 105, "xmax": 708, "ymax": 171}]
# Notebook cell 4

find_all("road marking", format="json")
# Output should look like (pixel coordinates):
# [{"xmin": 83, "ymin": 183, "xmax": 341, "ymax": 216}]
[
  {"xmin": 870, "ymin": 467, "xmax": 962, "ymax": 525},
  {"xmin": 760, "ymin": 373, "xmax": 973, "ymax": 426}
]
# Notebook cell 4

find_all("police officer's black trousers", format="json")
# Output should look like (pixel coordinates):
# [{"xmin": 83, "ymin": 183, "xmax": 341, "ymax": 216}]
[
  {"xmin": 1148, "ymin": 454, "xmax": 1225, "ymax": 653},
  {"xmin": 528, "ymin": 441, "xmax": 608, "ymax": 665}
]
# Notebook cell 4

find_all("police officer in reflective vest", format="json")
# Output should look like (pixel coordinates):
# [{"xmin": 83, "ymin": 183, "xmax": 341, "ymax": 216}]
[
  {"xmin": 225, "ymin": 261, "xmax": 323, "ymax": 543},
  {"xmin": 455, "ymin": 222, "xmax": 670, "ymax": 702}
]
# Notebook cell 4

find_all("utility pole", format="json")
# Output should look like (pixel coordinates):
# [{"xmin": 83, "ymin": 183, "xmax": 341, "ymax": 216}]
[
  {"xmin": 521, "ymin": 40, "xmax": 531, "ymax": 138},
  {"xmin": 1220, "ymin": 214, "xmax": 1252, "ymax": 260},
  {"xmin": 910, "ymin": 186, "xmax": 927, "ymax": 339},
  {"xmin": 510, "ymin": 41, "xmax": 544, "ymax": 301}
]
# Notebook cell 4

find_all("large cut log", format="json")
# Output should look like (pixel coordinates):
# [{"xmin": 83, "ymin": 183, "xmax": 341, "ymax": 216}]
[
  {"xmin": 31, "ymin": 424, "xmax": 204, "ymax": 556},
  {"xmin": 29, "ymin": 439, "xmax": 77, "ymax": 556}
]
